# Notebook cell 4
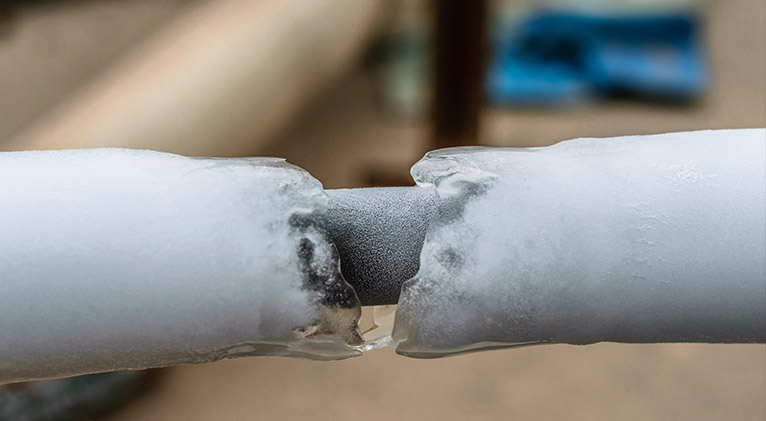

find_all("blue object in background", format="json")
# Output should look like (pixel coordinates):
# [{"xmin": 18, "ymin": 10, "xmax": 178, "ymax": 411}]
[{"xmin": 486, "ymin": 11, "xmax": 708, "ymax": 106}]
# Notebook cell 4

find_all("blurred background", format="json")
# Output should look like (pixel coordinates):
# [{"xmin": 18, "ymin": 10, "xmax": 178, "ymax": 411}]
[{"xmin": 0, "ymin": 0, "xmax": 764, "ymax": 419}]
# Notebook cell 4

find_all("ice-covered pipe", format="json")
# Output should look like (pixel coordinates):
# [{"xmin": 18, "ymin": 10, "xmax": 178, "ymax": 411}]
[
  {"xmin": 1, "ymin": 129, "xmax": 764, "ymax": 382},
  {"xmin": 0, "ymin": 149, "xmax": 363, "ymax": 384},
  {"xmin": 394, "ymin": 129, "xmax": 766, "ymax": 357}
]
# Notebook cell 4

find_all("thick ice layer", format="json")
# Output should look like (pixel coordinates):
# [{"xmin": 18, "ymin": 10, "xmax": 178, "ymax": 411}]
[
  {"xmin": 393, "ymin": 129, "xmax": 766, "ymax": 357},
  {"xmin": 0, "ymin": 149, "xmax": 361, "ymax": 384}
]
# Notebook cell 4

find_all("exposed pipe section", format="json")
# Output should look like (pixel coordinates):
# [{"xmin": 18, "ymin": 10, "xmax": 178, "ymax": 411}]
[{"xmin": 327, "ymin": 187, "xmax": 438, "ymax": 305}]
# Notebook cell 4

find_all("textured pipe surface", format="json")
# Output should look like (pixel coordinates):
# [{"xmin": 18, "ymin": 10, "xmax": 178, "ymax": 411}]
[{"xmin": 327, "ymin": 187, "xmax": 439, "ymax": 305}]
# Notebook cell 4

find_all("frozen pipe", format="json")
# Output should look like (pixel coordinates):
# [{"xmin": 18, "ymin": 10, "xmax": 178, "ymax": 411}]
[
  {"xmin": 1, "ymin": 129, "xmax": 764, "ymax": 382},
  {"xmin": 393, "ymin": 129, "xmax": 766, "ymax": 357},
  {"xmin": 0, "ymin": 150, "xmax": 364, "ymax": 385}
]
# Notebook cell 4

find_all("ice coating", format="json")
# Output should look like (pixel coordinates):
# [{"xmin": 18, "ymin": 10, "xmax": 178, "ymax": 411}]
[
  {"xmin": 394, "ymin": 129, "xmax": 766, "ymax": 357},
  {"xmin": 0, "ymin": 149, "xmax": 361, "ymax": 384}
]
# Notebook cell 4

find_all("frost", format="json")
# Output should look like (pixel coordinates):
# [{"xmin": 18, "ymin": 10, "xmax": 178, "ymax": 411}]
[
  {"xmin": 0, "ymin": 149, "xmax": 361, "ymax": 384},
  {"xmin": 393, "ymin": 129, "xmax": 766, "ymax": 357}
]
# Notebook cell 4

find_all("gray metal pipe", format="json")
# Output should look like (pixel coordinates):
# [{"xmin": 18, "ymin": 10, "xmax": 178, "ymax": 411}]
[{"xmin": 326, "ymin": 187, "xmax": 438, "ymax": 306}]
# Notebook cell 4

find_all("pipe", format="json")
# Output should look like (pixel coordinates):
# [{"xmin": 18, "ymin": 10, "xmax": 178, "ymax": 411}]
[
  {"xmin": 0, "ymin": 149, "xmax": 363, "ymax": 385},
  {"xmin": 0, "ymin": 129, "xmax": 763, "ymax": 382},
  {"xmin": 326, "ymin": 187, "xmax": 438, "ymax": 305},
  {"xmin": 394, "ymin": 129, "xmax": 766, "ymax": 357}
]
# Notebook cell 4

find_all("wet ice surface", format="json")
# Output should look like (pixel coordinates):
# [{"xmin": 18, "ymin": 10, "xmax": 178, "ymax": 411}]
[
  {"xmin": 393, "ymin": 129, "xmax": 766, "ymax": 357},
  {"xmin": 0, "ymin": 149, "xmax": 361, "ymax": 384},
  {"xmin": 357, "ymin": 305, "xmax": 399, "ymax": 352}
]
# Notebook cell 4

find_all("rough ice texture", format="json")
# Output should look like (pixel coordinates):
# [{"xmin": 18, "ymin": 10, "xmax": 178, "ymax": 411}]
[
  {"xmin": 0, "ymin": 149, "xmax": 361, "ymax": 384},
  {"xmin": 327, "ymin": 187, "xmax": 439, "ymax": 305},
  {"xmin": 393, "ymin": 129, "xmax": 766, "ymax": 358}
]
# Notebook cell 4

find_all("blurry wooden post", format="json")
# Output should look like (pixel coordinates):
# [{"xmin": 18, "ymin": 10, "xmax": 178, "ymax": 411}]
[{"xmin": 432, "ymin": 0, "xmax": 487, "ymax": 148}]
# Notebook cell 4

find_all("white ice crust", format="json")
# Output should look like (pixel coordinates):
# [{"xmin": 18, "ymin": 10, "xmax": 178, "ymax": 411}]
[
  {"xmin": 394, "ymin": 129, "xmax": 766, "ymax": 357},
  {"xmin": 0, "ymin": 149, "xmax": 360, "ymax": 384}
]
